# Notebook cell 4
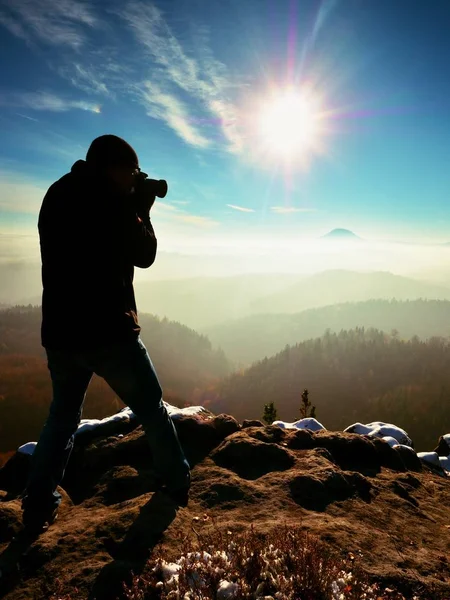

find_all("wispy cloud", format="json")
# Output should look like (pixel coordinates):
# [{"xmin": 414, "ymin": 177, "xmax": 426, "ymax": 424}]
[
  {"xmin": 58, "ymin": 63, "xmax": 111, "ymax": 96},
  {"xmin": 174, "ymin": 214, "xmax": 219, "ymax": 228},
  {"xmin": 0, "ymin": 0, "xmax": 97, "ymax": 49},
  {"xmin": 270, "ymin": 206, "xmax": 318, "ymax": 214},
  {"xmin": 140, "ymin": 81, "xmax": 210, "ymax": 149},
  {"xmin": 117, "ymin": 1, "xmax": 243, "ymax": 152},
  {"xmin": 152, "ymin": 198, "xmax": 219, "ymax": 228},
  {"xmin": 15, "ymin": 113, "xmax": 39, "ymax": 122},
  {"xmin": 227, "ymin": 204, "xmax": 255, "ymax": 213},
  {"xmin": 0, "ymin": 91, "xmax": 101, "ymax": 113}
]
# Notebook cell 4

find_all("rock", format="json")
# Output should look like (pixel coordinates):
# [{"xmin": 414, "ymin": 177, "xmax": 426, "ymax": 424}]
[
  {"xmin": 246, "ymin": 425, "xmax": 287, "ymax": 445},
  {"xmin": 241, "ymin": 419, "xmax": 264, "ymax": 429},
  {"xmin": 393, "ymin": 445, "xmax": 422, "ymax": 472},
  {"xmin": 345, "ymin": 422, "xmax": 413, "ymax": 448},
  {"xmin": 311, "ymin": 431, "xmax": 382, "ymax": 472},
  {"xmin": 211, "ymin": 431, "xmax": 295, "ymax": 479},
  {"xmin": 289, "ymin": 468, "xmax": 372, "ymax": 511},
  {"xmin": 212, "ymin": 414, "xmax": 241, "ymax": 439},
  {"xmin": 273, "ymin": 418, "xmax": 326, "ymax": 432},
  {"xmin": 286, "ymin": 428, "xmax": 316, "ymax": 450},
  {"xmin": 433, "ymin": 434, "xmax": 450, "ymax": 457}
]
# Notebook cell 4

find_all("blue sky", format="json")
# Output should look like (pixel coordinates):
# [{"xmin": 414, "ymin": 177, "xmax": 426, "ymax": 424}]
[{"xmin": 1, "ymin": 0, "xmax": 450, "ymax": 268}]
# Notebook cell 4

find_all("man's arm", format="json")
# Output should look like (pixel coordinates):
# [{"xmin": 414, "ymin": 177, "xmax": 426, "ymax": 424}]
[{"xmin": 128, "ymin": 211, "xmax": 157, "ymax": 268}]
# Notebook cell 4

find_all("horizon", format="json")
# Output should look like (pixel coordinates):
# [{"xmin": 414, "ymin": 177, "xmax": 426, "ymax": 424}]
[{"xmin": 2, "ymin": 0, "xmax": 450, "ymax": 274}]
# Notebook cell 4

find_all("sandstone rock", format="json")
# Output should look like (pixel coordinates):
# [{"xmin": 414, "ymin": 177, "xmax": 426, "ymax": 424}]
[
  {"xmin": 433, "ymin": 434, "xmax": 450, "ymax": 457},
  {"xmin": 241, "ymin": 419, "xmax": 264, "ymax": 428},
  {"xmin": 211, "ymin": 432, "xmax": 295, "ymax": 479}
]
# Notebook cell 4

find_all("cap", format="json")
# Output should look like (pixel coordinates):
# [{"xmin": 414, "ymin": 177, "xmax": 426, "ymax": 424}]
[{"xmin": 86, "ymin": 134, "xmax": 139, "ymax": 169}]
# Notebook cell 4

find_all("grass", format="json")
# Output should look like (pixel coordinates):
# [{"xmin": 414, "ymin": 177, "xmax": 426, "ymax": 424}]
[{"xmin": 121, "ymin": 519, "xmax": 418, "ymax": 600}]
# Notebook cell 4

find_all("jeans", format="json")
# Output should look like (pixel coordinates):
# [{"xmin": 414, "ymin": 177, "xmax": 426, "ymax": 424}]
[{"xmin": 22, "ymin": 335, "xmax": 190, "ymax": 518}]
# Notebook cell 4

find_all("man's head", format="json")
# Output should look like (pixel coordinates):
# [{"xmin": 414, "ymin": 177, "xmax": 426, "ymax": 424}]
[{"xmin": 86, "ymin": 134, "xmax": 139, "ymax": 193}]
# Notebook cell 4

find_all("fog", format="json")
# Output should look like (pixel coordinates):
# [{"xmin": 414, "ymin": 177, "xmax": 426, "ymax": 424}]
[{"xmin": 2, "ymin": 239, "xmax": 450, "ymax": 331}]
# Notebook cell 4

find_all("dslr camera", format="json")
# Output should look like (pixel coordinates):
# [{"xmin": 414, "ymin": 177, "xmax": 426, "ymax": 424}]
[{"xmin": 132, "ymin": 170, "xmax": 168, "ymax": 214}]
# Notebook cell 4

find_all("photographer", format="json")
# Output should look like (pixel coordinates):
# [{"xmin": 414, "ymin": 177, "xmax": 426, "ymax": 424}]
[{"xmin": 21, "ymin": 135, "xmax": 191, "ymax": 535}]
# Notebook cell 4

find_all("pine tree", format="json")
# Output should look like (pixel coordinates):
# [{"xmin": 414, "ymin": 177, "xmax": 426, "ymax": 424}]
[
  {"xmin": 262, "ymin": 402, "xmax": 277, "ymax": 425},
  {"xmin": 300, "ymin": 388, "xmax": 317, "ymax": 419}
]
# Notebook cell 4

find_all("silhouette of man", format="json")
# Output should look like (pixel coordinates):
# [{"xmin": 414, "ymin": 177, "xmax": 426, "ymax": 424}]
[{"xmin": 21, "ymin": 135, "xmax": 191, "ymax": 534}]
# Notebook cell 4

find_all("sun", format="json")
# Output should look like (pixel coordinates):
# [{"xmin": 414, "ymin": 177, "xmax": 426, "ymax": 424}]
[{"xmin": 257, "ymin": 87, "xmax": 324, "ymax": 161}]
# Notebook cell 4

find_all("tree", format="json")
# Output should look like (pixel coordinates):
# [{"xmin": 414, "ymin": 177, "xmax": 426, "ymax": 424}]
[
  {"xmin": 262, "ymin": 402, "xmax": 277, "ymax": 425},
  {"xmin": 300, "ymin": 388, "xmax": 316, "ymax": 419}
]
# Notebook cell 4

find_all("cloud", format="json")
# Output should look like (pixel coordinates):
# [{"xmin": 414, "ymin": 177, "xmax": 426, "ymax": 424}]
[
  {"xmin": 151, "ymin": 197, "xmax": 218, "ymax": 228},
  {"xmin": 270, "ymin": 206, "xmax": 317, "ymax": 214},
  {"xmin": 140, "ymin": 81, "xmax": 210, "ymax": 149},
  {"xmin": 0, "ymin": 91, "xmax": 101, "ymax": 113},
  {"xmin": 58, "ymin": 63, "xmax": 111, "ymax": 96},
  {"xmin": 174, "ymin": 214, "xmax": 219, "ymax": 228},
  {"xmin": 117, "ymin": 1, "xmax": 244, "ymax": 152},
  {"xmin": 0, "ymin": 0, "xmax": 97, "ymax": 49},
  {"xmin": 227, "ymin": 204, "xmax": 255, "ymax": 213}
]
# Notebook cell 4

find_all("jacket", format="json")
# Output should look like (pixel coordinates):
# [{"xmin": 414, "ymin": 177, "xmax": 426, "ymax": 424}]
[{"xmin": 38, "ymin": 159, "xmax": 157, "ymax": 349}]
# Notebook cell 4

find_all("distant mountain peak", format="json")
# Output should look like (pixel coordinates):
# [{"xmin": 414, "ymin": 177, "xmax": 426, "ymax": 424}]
[{"xmin": 322, "ymin": 228, "xmax": 361, "ymax": 239}]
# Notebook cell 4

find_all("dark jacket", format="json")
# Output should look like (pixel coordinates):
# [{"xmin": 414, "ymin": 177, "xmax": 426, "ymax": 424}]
[{"xmin": 38, "ymin": 159, "xmax": 157, "ymax": 350}]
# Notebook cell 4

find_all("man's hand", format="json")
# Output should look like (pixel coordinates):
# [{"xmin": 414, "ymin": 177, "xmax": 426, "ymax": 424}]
[{"xmin": 132, "ymin": 173, "xmax": 156, "ymax": 217}]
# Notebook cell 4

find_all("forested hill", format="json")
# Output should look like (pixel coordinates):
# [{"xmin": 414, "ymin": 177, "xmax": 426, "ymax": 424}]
[
  {"xmin": 0, "ymin": 306, "xmax": 231, "ymax": 452},
  {"xmin": 200, "ymin": 327, "xmax": 450, "ymax": 451},
  {"xmin": 0, "ymin": 305, "xmax": 230, "ymax": 376},
  {"xmin": 203, "ymin": 299, "xmax": 450, "ymax": 366}
]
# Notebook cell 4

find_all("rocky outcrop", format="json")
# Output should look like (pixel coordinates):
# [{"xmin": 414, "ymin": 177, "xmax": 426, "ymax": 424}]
[{"xmin": 0, "ymin": 412, "xmax": 449, "ymax": 600}]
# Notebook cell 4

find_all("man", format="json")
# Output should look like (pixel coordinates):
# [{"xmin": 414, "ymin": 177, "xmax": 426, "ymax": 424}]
[{"xmin": 21, "ymin": 134, "xmax": 191, "ymax": 535}]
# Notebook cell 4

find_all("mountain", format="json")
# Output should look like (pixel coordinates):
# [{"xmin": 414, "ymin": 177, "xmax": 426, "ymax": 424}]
[
  {"xmin": 135, "ymin": 270, "xmax": 450, "ymax": 329},
  {"xmin": 321, "ymin": 228, "xmax": 361, "ymax": 239},
  {"xmin": 248, "ymin": 269, "xmax": 450, "ymax": 315},
  {"xmin": 200, "ymin": 328, "xmax": 450, "ymax": 451},
  {"xmin": 0, "ymin": 408, "xmax": 449, "ymax": 599},
  {"xmin": 203, "ymin": 299, "xmax": 450, "ymax": 366}
]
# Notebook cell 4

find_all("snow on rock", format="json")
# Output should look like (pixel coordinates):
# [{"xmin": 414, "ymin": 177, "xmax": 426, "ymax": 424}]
[
  {"xmin": 164, "ymin": 401, "xmax": 209, "ymax": 419},
  {"xmin": 417, "ymin": 452, "xmax": 441, "ymax": 468},
  {"xmin": 272, "ymin": 418, "xmax": 326, "ymax": 432},
  {"xmin": 345, "ymin": 421, "xmax": 413, "ymax": 447},
  {"xmin": 381, "ymin": 436, "xmax": 400, "ymax": 448},
  {"xmin": 17, "ymin": 402, "xmax": 208, "ymax": 456},
  {"xmin": 217, "ymin": 580, "xmax": 240, "ymax": 599},
  {"xmin": 77, "ymin": 406, "xmax": 135, "ymax": 435},
  {"xmin": 17, "ymin": 442, "xmax": 37, "ymax": 456},
  {"xmin": 439, "ymin": 456, "xmax": 450, "ymax": 472}
]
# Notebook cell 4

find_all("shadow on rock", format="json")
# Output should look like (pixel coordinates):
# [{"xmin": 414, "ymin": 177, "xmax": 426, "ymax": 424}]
[{"xmin": 89, "ymin": 491, "xmax": 178, "ymax": 600}]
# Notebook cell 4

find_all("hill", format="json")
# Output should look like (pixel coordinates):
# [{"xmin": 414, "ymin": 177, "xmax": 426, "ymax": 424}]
[
  {"xmin": 248, "ymin": 270, "xmax": 450, "ymax": 315},
  {"xmin": 0, "ymin": 408, "xmax": 449, "ymax": 599},
  {"xmin": 203, "ymin": 299, "xmax": 450, "ymax": 365},
  {"xmin": 0, "ymin": 306, "xmax": 230, "ymax": 452},
  {"xmin": 321, "ymin": 228, "xmax": 362, "ymax": 239},
  {"xmin": 199, "ymin": 328, "xmax": 450, "ymax": 451},
  {"xmin": 137, "ymin": 270, "xmax": 450, "ymax": 329}
]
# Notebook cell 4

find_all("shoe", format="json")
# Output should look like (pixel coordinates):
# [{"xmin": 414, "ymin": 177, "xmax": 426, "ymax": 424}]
[{"xmin": 22, "ymin": 507, "xmax": 58, "ymax": 536}]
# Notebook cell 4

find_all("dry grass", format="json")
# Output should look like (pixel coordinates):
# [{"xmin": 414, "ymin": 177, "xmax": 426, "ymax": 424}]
[{"xmin": 122, "ymin": 520, "xmax": 415, "ymax": 600}]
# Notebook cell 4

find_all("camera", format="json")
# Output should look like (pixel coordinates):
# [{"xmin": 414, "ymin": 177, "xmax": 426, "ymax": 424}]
[{"xmin": 134, "ymin": 170, "xmax": 168, "ymax": 198}]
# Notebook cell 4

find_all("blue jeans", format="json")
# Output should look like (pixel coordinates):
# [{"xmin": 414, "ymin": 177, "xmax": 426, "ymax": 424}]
[{"xmin": 22, "ymin": 336, "xmax": 190, "ymax": 518}]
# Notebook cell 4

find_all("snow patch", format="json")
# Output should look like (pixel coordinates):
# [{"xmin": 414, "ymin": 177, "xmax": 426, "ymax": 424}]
[
  {"xmin": 273, "ymin": 418, "xmax": 326, "ymax": 431},
  {"xmin": 345, "ymin": 421, "xmax": 413, "ymax": 447},
  {"xmin": 417, "ymin": 452, "xmax": 441, "ymax": 468},
  {"xmin": 17, "ymin": 402, "xmax": 208, "ymax": 456}
]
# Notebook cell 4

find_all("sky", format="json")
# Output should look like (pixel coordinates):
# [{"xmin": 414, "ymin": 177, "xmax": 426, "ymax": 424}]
[{"xmin": 1, "ymin": 0, "xmax": 450, "ymax": 275}]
